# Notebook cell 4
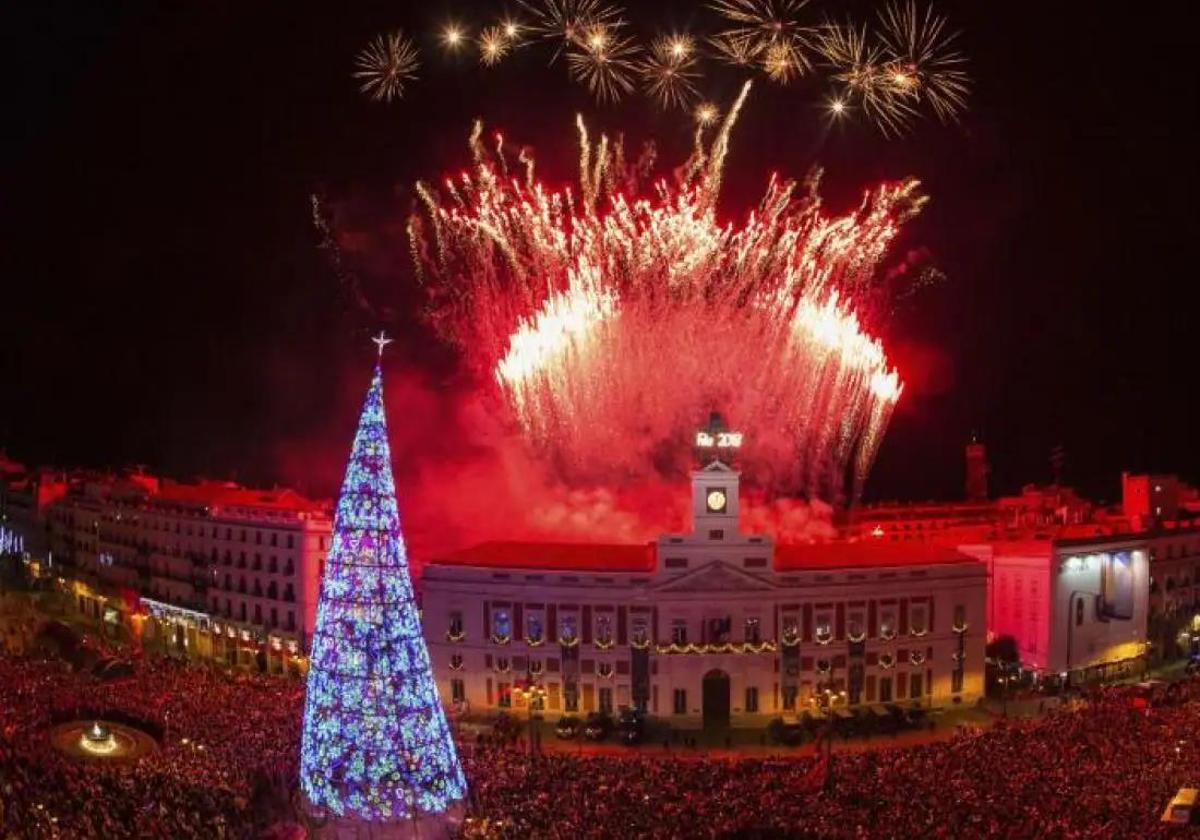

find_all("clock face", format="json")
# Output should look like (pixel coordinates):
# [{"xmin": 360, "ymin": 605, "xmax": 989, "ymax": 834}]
[{"xmin": 706, "ymin": 489, "xmax": 727, "ymax": 513}]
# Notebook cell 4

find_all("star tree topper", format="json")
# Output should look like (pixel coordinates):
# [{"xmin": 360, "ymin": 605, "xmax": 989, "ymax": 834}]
[{"xmin": 371, "ymin": 330, "xmax": 393, "ymax": 359}]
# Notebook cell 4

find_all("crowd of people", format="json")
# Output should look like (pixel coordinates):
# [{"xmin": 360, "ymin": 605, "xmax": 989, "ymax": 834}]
[
  {"xmin": 3, "ymin": 638, "xmax": 1200, "ymax": 838},
  {"xmin": 0, "ymin": 653, "xmax": 304, "ymax": 838},
  {"xmin": 464, "ymin": 680, "xmax": 1200, "ymax": 838}
]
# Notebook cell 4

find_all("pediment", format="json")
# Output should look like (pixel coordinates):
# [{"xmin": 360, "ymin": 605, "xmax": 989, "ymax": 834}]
[{"xmin": 656, "ymin": 560, "xmax": 775, "ymax": 593}]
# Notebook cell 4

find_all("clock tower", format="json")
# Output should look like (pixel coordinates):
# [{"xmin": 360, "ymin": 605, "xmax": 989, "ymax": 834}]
[{"xmin": 690, "ymin": 412, "xmax": 743, "ymax": 536}]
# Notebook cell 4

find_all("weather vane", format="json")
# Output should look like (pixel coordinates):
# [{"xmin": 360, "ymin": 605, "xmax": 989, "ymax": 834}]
[{"xmin": 371, "ymin": 330, "xmax": 393, "ymax": 359}]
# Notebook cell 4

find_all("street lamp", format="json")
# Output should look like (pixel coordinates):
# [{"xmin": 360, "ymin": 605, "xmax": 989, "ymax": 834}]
[{"xmin": 512, "ymin": 673, "xmax": 547, "ymax": 760}]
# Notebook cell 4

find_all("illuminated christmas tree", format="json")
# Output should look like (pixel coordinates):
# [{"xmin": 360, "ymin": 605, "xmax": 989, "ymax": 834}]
[{"xmin": 300, "ymin": 334, "xmax": 467, "ymax": 830}]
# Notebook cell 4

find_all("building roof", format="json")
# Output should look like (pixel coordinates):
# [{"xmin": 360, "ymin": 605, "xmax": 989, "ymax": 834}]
[
  {"xmin": 436, "ymin": 541, "xmax": 656, "ymax": 572},
  {"xmin": 155, "ymin": 480, "xmax": 327, "ymax": 514},
  {"xmin": 774, "ymin": 541, "xmax": 980, "ymax": 571}
]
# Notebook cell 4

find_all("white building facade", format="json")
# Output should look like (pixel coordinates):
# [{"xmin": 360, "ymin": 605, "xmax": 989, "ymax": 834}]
[
  {"xmin": 45, "ymin": 475, "xmax": 332, "ymax": 673},
  {"xmin": 422, "ymin": 461, "xmax": 988, "ymax": 726},
  {"xmin": 965, "ymin": 534, "xmax": 1150, "ymax": 680}
]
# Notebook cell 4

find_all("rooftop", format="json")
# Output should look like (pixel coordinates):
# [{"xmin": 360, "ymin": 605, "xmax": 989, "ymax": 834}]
[
  {"xmin": 155, "ymin": 480, "xmax": 327, "ymax": 514},
  {"xmin": 774, "ymin": 541, "xmax": 981, "ymax": 571},
  {"xmin": 435, "ymin": 541, "xmax": 655, "ymax": 573}
]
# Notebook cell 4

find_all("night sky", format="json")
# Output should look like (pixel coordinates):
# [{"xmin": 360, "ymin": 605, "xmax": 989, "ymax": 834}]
[{"xmin": 3, "ymin": 1, "xmax": 1196, "ymax": 507}]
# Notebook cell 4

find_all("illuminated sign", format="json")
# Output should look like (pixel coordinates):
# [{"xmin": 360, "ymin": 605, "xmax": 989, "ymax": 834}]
[{"xmin": 695, "ymin": 431, "xmax": 743, "ymax": 448}]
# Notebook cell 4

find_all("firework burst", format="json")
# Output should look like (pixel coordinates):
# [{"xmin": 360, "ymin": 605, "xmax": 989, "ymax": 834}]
[
  {"xmin": 710, "ymin": 0, "xmax": 816, "ymax": 82},
  {"xmin": 566, "ymin": 23, "xmax": 641, "ymax": 103},
  {"xmin": 522, "ymin": 0, "xmax": 622, "ymax": 61},
  {"xmin": 353, "ymin": 31, "xmax": 420, "ymax": 103},
  {"xmin": 878, "ymin": 0, "xmax": 969, "ymax": 123},
  {"xmin": 641, "ymin": 35, "xmax": 702, "ymax": 109},
  {"xmin": 479, "ymin": 25, "xmax": 511, "ymax": 65},
  {"xmin": 409, "ymin": 84, "xmax": 924, "ymax": 499},
  {"xmin": 818, "ymin": 21, "xmax": 916, "ymax": 136}
]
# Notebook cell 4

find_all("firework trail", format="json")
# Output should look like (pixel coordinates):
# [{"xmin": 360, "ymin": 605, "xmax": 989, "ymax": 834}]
[{"xmin": 408, "ymin": 82, "xmax": 924, "ymax": 502}]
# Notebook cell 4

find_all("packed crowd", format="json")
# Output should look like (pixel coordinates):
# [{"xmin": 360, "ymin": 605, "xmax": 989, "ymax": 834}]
[
  {"xmin": 3, "ymin": 639, "xmax": 1199, "ymax": 838},
  {"xmin": 464, "ymin": 680, "xmax": 1200, "ymax": 839},
  {"xmin": 0, "ymin": 653, "xmax": 303, "ymax": 838}
]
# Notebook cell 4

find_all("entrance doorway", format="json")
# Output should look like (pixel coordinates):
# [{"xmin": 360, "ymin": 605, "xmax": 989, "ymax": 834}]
[{"xmin": 702, "ymin": 669, "xmax": 731, "ymax": 727}]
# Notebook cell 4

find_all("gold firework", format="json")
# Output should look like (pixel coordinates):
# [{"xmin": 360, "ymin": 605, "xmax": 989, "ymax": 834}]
[
  {"xmin": 694, "ymin": 101, "xmax": 719, "ymax": 125},
  {"xmin": 442, "ymin": 23, "xmax": 467, "ymax": 51},
  {"xmin": 479, "ymin": 25, "xmax": 510, "ymax": 65},
  {"xmin": 566, "ymin": 23, "xmax": 640, "ymax": 102},
  {"xmin": 640, "ymin": 35, "xmax": 702, "ymax": 109},
  {"xmin": 818, "ymin": 21, "xmax": 916, "ymax": 135},
  {"xmin": 878, "ymin": 0, "xmax": 969, "ymax": 123},
  {"xmin": 707, "ymin": 31, "xmax": 762, "ymax": 67},
  {"xmin": 522, "ymin": 0, "xmax": 622, "ymax": 60},
  {"xmin": 353, "ymin": 31, "xmax": 420, "ymax": 103},
  {"xmin": 709, "ymin": 0, "xmax": 816, "ymax": 81}
]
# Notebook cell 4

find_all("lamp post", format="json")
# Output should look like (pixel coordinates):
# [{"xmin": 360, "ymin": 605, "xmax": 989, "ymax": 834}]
[
  {"xmin": 513, "ymin": 672, "xmax": 546, "ymax": 760},
  {"xmin": 811, "ymin": 679, "xmax": 846, "ymax": 791}
]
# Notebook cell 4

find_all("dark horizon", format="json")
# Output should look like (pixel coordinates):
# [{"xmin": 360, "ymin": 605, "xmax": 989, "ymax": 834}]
[{"xmin": 2, "ymin": 1, "xmax": 1196, "ymax": 509}]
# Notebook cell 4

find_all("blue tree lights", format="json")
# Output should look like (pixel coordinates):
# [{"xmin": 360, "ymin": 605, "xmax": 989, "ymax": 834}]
[{"xmin": 300, "ymin": 353, "xmax": 467, "ymax": 824}]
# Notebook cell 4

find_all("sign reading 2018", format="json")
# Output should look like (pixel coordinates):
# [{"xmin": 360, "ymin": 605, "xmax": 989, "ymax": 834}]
[{"xmin": 695, "ymin": 431, "xmax": 744, "ymax": 448}]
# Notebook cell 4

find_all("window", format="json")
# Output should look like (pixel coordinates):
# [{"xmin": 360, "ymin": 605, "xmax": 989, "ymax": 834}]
[
  {"xmin": 814, "ymin": 612, "xmax": 833, "ymax": 644},
  {"xmin": 745, "ymin": 686, "xmax": 759, "ymax": 713},
  {"xmin": 599, "ymin": 687, "xmax": 613, "ymax": 714},
  {"xmin": 953, "ymin": 604, "xmax": 967, "ymax": 630},
  {"xmin": 269, "ymin": 556, "xmax": 278, "ymax": 574},
  {"xmin": 909, "ymin": 604, "xmax": 928, "ymax": 635},
  {"xmin": 708, "ymin": 529, "xmax": 724, "ymax": 540},
  {"xmin": 448, "ymin": 610, "xmax": 464, "ymax": 637},
  {"xmin": 846, "ymin": 610, "xmax": 866, "ymax": 641},
  {"xmin": 267, "ymin": 581, "xmax": 278, "ymax": 599},
  {"xmin": 286, "ymin": 611, "xmax": 295, "ymax": 631},
  {"xmin": 254, "ymin": 605, "xmax": 263, "ymax": 624},
  {"xmin": 525, "ymin": 610, "xmax": 544, "ymax": 643},
  {"xmin": 951, "ymin": 667, "xmax": 964, "ymax": 694},
  {"xmin": 671, "ymin": 620, "xmax": 688, "ymax": 646},
  {"xmin": 239, "ymin": 603, "xmax": 247, "ymax": 621},
  {"xmin": 879, "ymin": 676, "xmax": 892, "ymax": 702},
  {"xmin": 287, "ymin": 535, "xmax": 295, "ymax": 549},
  {"xmin": 743, "ymin": 557, "xmax": 767, "ymax": 568},
  {"xmin": 270, "ymin": 533, "xmax": 277, "ymax": 547},
  {"xmin": 497, "ymin": 683, "xmax": 511, "ymax": 708},
  {"xmin": 673, "ymin": 688, "xmax": 688, "ymax": 715},
  {"xmin": 910, "ymin": 673, "xmax": 923, "ymax": 699},
  {"xmin": 595, "ymin": 614, "xmax": 614, "ymax": 646},
  {"xmin": 451, "ymin": 679, "xmax": 466, "ymax": 703},
  {"xmin": 253, "ymin": 553, "xmax": 262, "ymax": 571},
  {"xmin": 781, "ymin": 686, "xmax": 798, "ymax": 711},
  {"xmin": 559, "ymin": 614, "xmax": 579, "ymax": 643},
  {"xmin": 270, "ymin": 607, "xmax": 278, "ymax": 628},
  {"xmin": 450, "ymin": 654, "xmax": 464, "ymax": 670},
  {"xmin": 879, "ymin": 609, "xmax": 897, "ymax": 640},
  {"xmin": 664, "ymin": 557, "xmax": 688, "ymax": 569},
  {"xmin": 283, "ymin": 584, "xmax": 295, "ymax": 602},
  {"xmin": 492, "ymin": 608, "xmax": 512, "ymax": 641},
  {"xmin": 240, "ymin": 530, "xmax": 246, "ymax": 543},
  {"xmin": 744, "ymin": 617, "xmax": 761, "ymax": 643},
  {"xmin": 565, "ymin": 686, "xmax": 579, "ymax": 712},
  {"xmin": 631, "ymin": 617, "xmax": 649, "ymax": 646}
]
